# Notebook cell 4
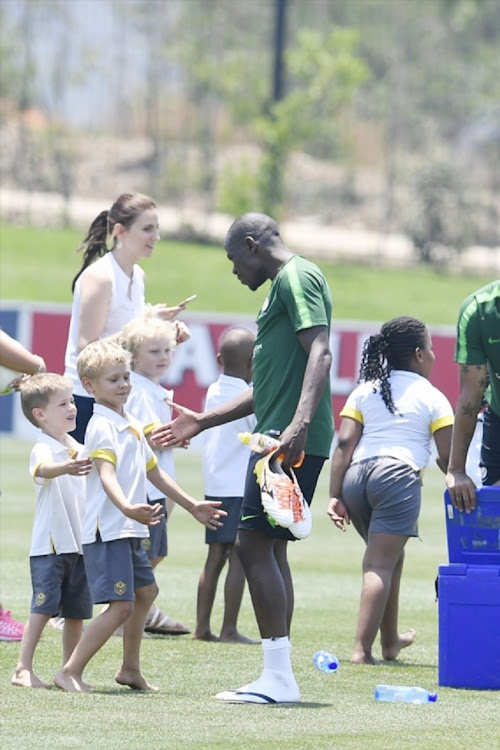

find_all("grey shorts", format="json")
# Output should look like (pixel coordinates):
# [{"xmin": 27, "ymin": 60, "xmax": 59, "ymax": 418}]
[
  {"xmin": 204, "ymin": 496, "xmax": 242, "ymax": 545},
  {"xmin": 30, "ymin": 553, "xmax": 92, "ymax": 620},
  {"xmin": 83, "ymin": 535, "xmax": 156, "ymax": 604},
  {"xmin": 142, "ymin": 496, "xmax": 167, "ymax": 559},
  {"xmin": 342, "ymin": 456, "xmax": 421, "ymax": 540}
]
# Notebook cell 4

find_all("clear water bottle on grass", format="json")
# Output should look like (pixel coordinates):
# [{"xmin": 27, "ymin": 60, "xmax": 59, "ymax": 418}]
[
  {"xmin": 312, "ymin": 650, "xmax": 339, "ymax": 673},
  {"xmin": 374, "ymin": 684, "xmax": 437, "ymax": 703}
]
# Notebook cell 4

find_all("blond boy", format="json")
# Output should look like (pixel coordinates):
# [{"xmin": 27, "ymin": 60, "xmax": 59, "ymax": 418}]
[
  {"xmin": 54, "ymin": 340, "xmax": 224, "ymax": 693},
  {"xmin": 11, "ymin": 374, "xmax": 92, "ymax": 689},
  {"xmin": 121, "ymin": 314, "xmax": 189, "ymax": 635}
]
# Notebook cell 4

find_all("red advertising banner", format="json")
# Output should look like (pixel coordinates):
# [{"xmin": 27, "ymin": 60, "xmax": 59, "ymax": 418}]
[{"xmin": 3, "ymin": 305, "xmax": 459, "ymax": 435}]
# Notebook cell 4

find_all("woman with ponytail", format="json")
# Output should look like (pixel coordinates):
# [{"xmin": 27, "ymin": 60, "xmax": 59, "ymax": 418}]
[
  {"xmin": 62, "ymin": 193, "xmax": 191, "ymax": 637},
  {"xmin": 64, "ymin": 193, "xmax": 187, "ymax": 442},
  {"xmin": 327, "ymin": 316, "xmax": 454, "ymax": 665}
]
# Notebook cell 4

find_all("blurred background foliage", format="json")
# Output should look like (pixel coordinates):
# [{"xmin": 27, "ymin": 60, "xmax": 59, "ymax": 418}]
[{"xmin": 0, "ymin": 0, "xmax": 499, "ymax": 265}]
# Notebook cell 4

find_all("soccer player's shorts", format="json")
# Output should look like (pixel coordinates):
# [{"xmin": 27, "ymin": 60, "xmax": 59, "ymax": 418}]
[
  {"xmin": 83, "ymin": 535, "xmax": 155, "ymax": 604},
  {"xmin": 238, "ymin": 452, "xmax": 325, "ymax": 541},
  {"xmin": 204, "ymin": 496, "xmax": 242, "ymax": 545},
  {"xmin": 142, "ymin": 496, "xmax": 168, "ymax": 559},
  {"xmin": 480, "ymin": 406, "xmax": 500, "ymax": 485},
  {"xmin": 342, "ymin": 456, "xmax": 421, "ymax": 540},
  {"xmin": 30, "ymin": 552, "xmax": 92, "ymax": 619}
]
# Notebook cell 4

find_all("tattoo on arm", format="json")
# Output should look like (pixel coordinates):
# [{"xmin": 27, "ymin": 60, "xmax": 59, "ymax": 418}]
[{"xmin": 461, "ymin": 402, "xmax": 476, "ymax": 418}]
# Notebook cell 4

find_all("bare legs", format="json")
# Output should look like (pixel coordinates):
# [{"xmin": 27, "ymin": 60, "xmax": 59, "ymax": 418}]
[
  {"xmin": 236, "ymin": 530, "xmax": 290, "ymax": 639},
  {"xmin": 11, "ymin": 613, "xmax": 51, "ymax": 688},
  {"xmin": 54, "ymin": 582, "xmax": 159, "ymax": 693},
  {"xmin": 194, "ymin": 542, "xmax": 256, "ymax": 643},
  {"xmin": 11, "ymin": 614, "xmax": 85, "ymax": 689},
  {"xmin": 215, "ymin": 530, "xmax": 300, "ymax": 702},
  {"xmin": 351, "ymin": 532, "xmax": 416, "ymax": 665}
]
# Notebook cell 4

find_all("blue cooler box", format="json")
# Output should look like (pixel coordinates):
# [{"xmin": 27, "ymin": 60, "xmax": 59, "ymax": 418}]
[
  {"xmin": 439, "ymin": 487, "xmax": 500, "ymax": 690},
  {"xmin": 444, "ymin": 487, "xmax": 500, "ymax": 565},
  {"xmin": 438, "ymin": 563, "xmax": 500, "ymax": 689}
]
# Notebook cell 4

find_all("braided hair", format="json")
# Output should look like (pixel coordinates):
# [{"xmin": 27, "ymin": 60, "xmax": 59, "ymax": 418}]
[
  {"xmin": 358, "ymin": 316, "xmax": 428, "ymax": 414},
  {"xmin": 71, "ymin": 193, "xmax": 156, "ymax": 291}
]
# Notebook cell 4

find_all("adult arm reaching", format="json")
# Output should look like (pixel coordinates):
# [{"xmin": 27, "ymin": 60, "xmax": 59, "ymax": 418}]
[{"xmin": 446, "ymin": 362, "xmax": 488, "ymax": 512}]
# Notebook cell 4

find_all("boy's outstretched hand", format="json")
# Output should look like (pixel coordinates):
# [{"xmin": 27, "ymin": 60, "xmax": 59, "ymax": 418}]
[
  {"xmin": 191, "ymin": 500, "xmax": 227, "ymax": 531},
  {"xmin": 66, "ymin": 452, "xmax": 93, "ymax": 476},
  {"xmin": 126, "ymin": 502, "xmax": 165, "ymax": 526}
]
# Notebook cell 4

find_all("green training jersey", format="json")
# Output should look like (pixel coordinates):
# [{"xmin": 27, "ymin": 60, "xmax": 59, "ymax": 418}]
[
  {"xmin": 252, "ymin": 255, "xmax": 334, "ymax": 458},
  {"xmin": 455, "ymin": 280, "xmax": 500, "ymax": 417}
]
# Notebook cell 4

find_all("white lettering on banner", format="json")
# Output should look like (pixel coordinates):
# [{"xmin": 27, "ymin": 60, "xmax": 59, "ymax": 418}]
[{"xmin": 167, "ymin": 323, "xmax": 219, "ymax": 387}]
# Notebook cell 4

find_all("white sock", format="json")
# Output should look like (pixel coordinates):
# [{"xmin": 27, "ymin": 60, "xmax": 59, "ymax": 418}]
[
  {"xmin": 262, "ymin": 636, "xmax": 293, "ymax": 676},
  {"xmin": 216, "ymin": 636, "xmax": 300, "ymax": 703}
]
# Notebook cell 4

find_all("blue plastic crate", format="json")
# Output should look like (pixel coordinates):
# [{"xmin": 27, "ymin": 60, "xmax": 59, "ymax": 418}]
[
  {"xmin": 438, "ymin": 563, "xmax": 500, "ymax": 689},
  {"xmin": 444, "ymin": 486, "xmax": 500, "ymax": 565}
]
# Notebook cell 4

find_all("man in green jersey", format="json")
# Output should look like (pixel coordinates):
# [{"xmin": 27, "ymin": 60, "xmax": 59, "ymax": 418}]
[
  {"xmin": 447, "ymin": 280, "xmax": 500, "ymax": 512},
  {"xmin": 153, "ymin": 213, "xmax": 334, "ymax": 703}
]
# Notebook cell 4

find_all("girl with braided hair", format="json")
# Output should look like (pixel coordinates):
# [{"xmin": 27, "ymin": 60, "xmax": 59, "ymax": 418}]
[{"xmin": 327, "ymin": 316, "xmax": 454, "ymax": 664}]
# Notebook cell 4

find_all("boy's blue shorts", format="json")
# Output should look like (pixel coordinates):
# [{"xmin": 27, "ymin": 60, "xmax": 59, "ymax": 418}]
[
  {"xmin": 142, "ymin": 496, "xmax": 167, "ymax": 559},
  {"xmin": 204, "ymin": 496, "xmax": 242, "ymax": 545},
  {"xmin": 83, "ymin": 535, "xmax": 156, "ymax": 604},
  {"xmin": 30, "ymin": 552, "xmax": 92, "ymax": 619}
]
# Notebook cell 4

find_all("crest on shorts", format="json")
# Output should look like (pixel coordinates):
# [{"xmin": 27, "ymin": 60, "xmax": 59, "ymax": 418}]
[
  {"xmin": 36, "ymin": 592, "xmax": 46, "ymax": 606},
  {"xmin": 141, "ymin": 538, "xmax": 151, "ymax": 551},
  {"xmin": 114, "ymin": 581, "xmax": 127, "ymax": 596}
]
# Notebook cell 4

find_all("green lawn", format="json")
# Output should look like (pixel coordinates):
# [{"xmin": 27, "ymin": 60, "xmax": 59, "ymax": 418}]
[
  {"xmin": 0, "ymin": 223, "xmax": 498, "ymax": 747},
  {"xmin": 1, "ymin": 439, "xmax": 499, "ymax": 750},
  {"xmin": 0, "ymin": 222, "xmax": 492, "ymax": 325}
]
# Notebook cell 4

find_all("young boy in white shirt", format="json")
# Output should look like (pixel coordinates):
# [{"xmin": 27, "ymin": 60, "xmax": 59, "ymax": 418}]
[
  {"xmin": 11, "ymin": 374, "xmax": 92, "ymax": 689},
  {"xmin": 194, "ymin": 327, "xmax": 258, "ymax": 644},
  {"xmin": 121, "ymin": 314, "xmax": 190, "ymax": 635},
  {"xmin": 54, "ymin": 339, "xmax": 225, "ymax": 693}
]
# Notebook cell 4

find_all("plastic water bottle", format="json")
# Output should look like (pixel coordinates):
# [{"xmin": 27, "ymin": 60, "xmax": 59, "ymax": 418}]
[
  {"xmin": 238, "ymin": 432, "xmax": 280, "ymax": 453},
  {"xmin": 238, "ymin": 432, "xmax": 305, "ymax": 466},
  {"xmin": 374, "ymin": 684, "xmax": 437, "ymax": 703},
  {"xmin": 312, "ymin": 650, "xmax": 339, "ymax": 674}
]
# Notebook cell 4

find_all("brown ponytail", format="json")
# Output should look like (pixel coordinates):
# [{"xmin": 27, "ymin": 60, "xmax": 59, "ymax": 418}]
[{"xmin": 71, "ymin": 210, "xmax": 110, "ymax": 292}]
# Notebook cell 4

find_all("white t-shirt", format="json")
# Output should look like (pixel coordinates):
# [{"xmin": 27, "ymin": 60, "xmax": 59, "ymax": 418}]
[
  {"xmin": 202, "ymin": 374, "xmax": 257, "ymax": 497},
  {"xmin": 29, "ymin": 432, "xmax": 86, "ymax": 556},
  {"xmin": 340, "ymin": 370, "xmax": 454, "ymax": 471},
  {"xmin": 64, "ymin": 253, "xmax": 145, "ymax": 397},
  {"xmin": 126, "ymin": 371, "xmax": 176, "ymax": 501},
  {"xmin": 83, "ymin": 403, "xmax": 157, "ymax": 543}
]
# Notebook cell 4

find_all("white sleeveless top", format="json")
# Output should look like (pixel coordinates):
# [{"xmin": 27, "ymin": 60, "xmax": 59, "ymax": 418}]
[{"xmin": 64, "ymin": 252, "xmax": 145, "ymax": 396}]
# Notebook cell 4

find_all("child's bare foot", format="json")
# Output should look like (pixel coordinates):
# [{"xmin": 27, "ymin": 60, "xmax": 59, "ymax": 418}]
[
  {"xmin": 115, "ymin": 668, "xmax": 158, "ymax": 691},
  {"xmin": 350, "ymin": 650, "xmax": 380, "ymax": 665},
  {"xmin": 381, "ymin": 628, "xmax": 416, "ymax": 661},
  {"xmin": 11, "ymin": 668, "xmax": 50, "ymax": 689},
  {"xmin": 219, "ymin": 631, "xmax": 259, "ymax": 645},
  {"xmin": 192, "ymin": 630, "xmax": 220, "ymax": 642},
  {"xmin": 54, "ymin": 668, "xmax": 91, "ymax": 693}
]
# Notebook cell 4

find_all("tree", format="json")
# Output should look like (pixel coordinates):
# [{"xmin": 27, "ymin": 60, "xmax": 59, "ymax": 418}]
[{"xmin": 256, "ymin": 26, "xmax": 369, "ymax": 217}]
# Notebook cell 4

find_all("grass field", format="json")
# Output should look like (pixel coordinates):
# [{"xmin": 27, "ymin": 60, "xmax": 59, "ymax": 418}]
[
  {"xmin": 0, "ymin": 222, "xmax": 492, "ymax": 325},
  {"xmin": 1, "ymin": 440, "xmax": 499, "ymax": 750},
  {"xmin": 0, "ymin": 223, "xmax": 498, "ymax": 747}
]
